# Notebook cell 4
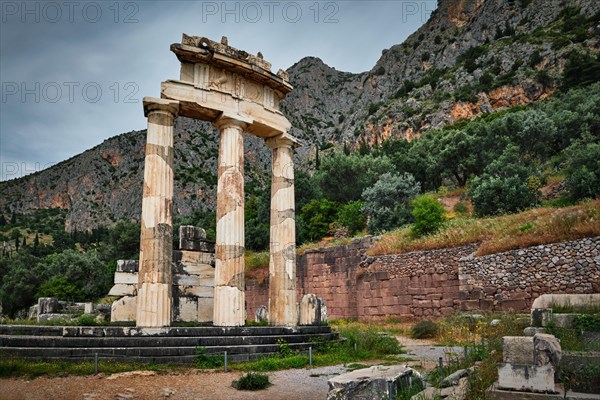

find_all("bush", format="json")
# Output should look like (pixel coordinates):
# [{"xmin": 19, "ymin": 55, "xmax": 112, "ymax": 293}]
[
  {"xmin": 411, "ymin": 196, "xmax": 446, "ymax": 237},
  {"xmin": 336, "ymin": 200, "xmax": 366, "ymax": 235},
  {"xmin": 411, "ymin": 320, "xmax": 438, "ymax": 339},
  {"xmin": 564, "ymin": 140, "xmax": 600, "ymax": 200},
  {"xmin": 235, "ymin": 372, "xmax": 270, "ymax": 390},
  {"xmin": 362, "ymin": 172, "xmax": 421, "ymax": 233},
  {"xmin": 469, "ymin": 145, "xmax": 540, "ymax": 216}
]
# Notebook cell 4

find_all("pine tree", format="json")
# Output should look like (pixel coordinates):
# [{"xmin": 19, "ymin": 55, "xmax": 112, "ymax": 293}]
[
  {"xmin": 10, "ymin": 212, "xmax": 16, "ymax": 225},
  {"xmin": 22, "ymin": 237, "xmax": 27, "ymax": 247},
  {"xmin": 0, "ymin": 214, "xmax": 6, "ymax": 226}
]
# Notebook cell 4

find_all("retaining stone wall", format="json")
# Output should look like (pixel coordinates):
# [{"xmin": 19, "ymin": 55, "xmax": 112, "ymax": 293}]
[{"xmin": 246, "ymin": 237, "xmax": 600, "ymax": 321}]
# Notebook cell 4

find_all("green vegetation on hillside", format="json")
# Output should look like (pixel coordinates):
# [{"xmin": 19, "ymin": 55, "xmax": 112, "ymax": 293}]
[{"xmin": 0, "ymin": 210, "xmax": 139, "ymax": 317}]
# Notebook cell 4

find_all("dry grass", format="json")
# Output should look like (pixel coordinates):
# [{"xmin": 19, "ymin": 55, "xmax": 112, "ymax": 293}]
[
  {"xmin": 368, "ymin": 200, "xmax": 600, "ymax": 257},
  {"xmin": 245, "ymin": 250, "xmax": 270, "ymax": 271},
  {"xmin": 297, "ymin": 236, "xmax": 356, "ymax": 255}
]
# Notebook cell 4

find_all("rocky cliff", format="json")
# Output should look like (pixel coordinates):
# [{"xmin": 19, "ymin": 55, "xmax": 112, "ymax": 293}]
[{"xmin": 1, "ymin": 0, "xmax": 599, "ymax": 230}]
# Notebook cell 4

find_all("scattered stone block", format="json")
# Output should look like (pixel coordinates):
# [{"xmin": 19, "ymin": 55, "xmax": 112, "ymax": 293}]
[
  {"xmin": 111, "ymin": 296, "xmax": 137, "ymax": 322},
  {"xmin": 114, "ymin": 272, "xmax": 139, "ymax": 285},
  {"xmin": 523, "ymin": 327, "xmax": 545, "ymax": 336},
  {"xmin": 255, "ymin": 305, "xmax": 269, "ymax": 323},
  {"xmin": 328, "ymin": 365, "xmax": 421, "ymax": 400},
  {"xmin": 28, "ymin": 305, "xmax": 38, "ymax": 320},
  {"xmin": 38, "ymin": 297, "xmax": 60, "ymax": 315},
  {"xmin": 299, "ymin": 294, "xmax": 325, "ymax": 325},
  {"xmin": 503, "ymin": 336, "xmax": 534, "ymax": 365},
  {"xmin": 497, "ymin": 363, "xmax": 556, "ymax": 393},
  {"xmin": 179, "ymin": 226, "xmax": 214, "ymax": 252},
  {"xmin": 108, "ymin": 283, "xmax": 136, "ymax": 297},
  {"xmin": 440, "ymin": 368, "xmax": 471, "ymax": 388},
  {"xmin": 533, "ymin": 333, "xmax": 561, "ymax": 374},
  {"xmin": 116, "ymin": 260, "xmax": 139, "ymax": 273}
]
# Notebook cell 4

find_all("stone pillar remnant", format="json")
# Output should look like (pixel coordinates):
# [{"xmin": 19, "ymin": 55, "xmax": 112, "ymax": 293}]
[
  {"xmin": 212, "ymin": 115, "xmax": 250, "ymax": 326},
  {"xmin": 267, "ymin": 133, "xmax": 299, "ymax": 326},
  {"xmin": 136, "ymin": 97, "xmax": 179, "ymax": 327}
]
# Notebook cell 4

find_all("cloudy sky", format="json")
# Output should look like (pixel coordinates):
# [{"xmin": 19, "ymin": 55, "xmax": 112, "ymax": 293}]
[{"xmin": 0, "ymin": 0, "xmax": 436, "ymax": 181}]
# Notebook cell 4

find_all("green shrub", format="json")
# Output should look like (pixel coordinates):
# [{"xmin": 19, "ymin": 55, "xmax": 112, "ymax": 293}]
[
  {"xmin": 564, "ymin": 141, "xmax": 600, "ymax": 200},
  {"xmin": 411, "ymin": 320, "xmax": 437, "ymax": 339},
  {"xmin": 336, "ymin": 200, "xmax": 366, "ymax": 235},
  {"xmin": 339, "ymin": 326, "xmax": 402, "ymax": 355},
  {"xmin": 411, "ymin": 196, "xmax": 446, "ymax": 237},
  {"xmin": 362, "ymin": 172, "xmax": 421, "ymax": 233},
  {"xmin": 573, "ymin": 314, "xmax": 600, "ymax": 332},
  {"xmin": 235, "ymin": 372, "xmax": 270, "ymax": 390},
  {"xmin": 194, "ymin": 347, "xmax": 224, "ymax": 369}
]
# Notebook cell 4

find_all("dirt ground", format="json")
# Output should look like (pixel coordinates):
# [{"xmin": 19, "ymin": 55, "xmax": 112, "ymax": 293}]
[
  {"xmin": 0, "ymin": 337, "xmax": 446, "ymax": 400},
  {"xmin": 0, "ymin": 366, "xmax": 346, "ymax": 400}
]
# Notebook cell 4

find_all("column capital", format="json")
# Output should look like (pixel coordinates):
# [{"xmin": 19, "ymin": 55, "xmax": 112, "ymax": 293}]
[
  {"xmin": 143, "ymin": 97, "xmax": 180, "ymax": 118},
  {"xmin": 213, "ymin": 113, "xmax": 252, "ymax": 131},
  {"xmin": 266, "ymin": 132, "xmax": 301, "ymax": 149}
]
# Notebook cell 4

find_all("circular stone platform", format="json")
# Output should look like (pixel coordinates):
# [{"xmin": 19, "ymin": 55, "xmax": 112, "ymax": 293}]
[{"xmin": 0, "ymin": 324, "xmax": 337, "ymax": 364}]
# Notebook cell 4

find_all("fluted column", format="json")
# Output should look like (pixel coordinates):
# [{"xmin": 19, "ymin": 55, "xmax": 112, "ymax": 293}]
[
  {"xmin": 213, "ymin": 115, "xmax": 251, "ymax": 326},
  {"xmin": 267, "ymin": 133, "xmax": 299, "ymax": 326},
  {"xmin": 136, "ymin": 97, "xmax": 179, "ymax": 328}
]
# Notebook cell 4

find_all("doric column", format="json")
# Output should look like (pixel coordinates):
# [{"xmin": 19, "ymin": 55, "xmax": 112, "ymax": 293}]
[
  {"xmin": 136, "ymin": 97, "xmax": 179, "ymax": 328},
  {"xmin": 266, "ymin": 133, "xmax": 300, "ymax": 326},
  {"xmin": 213, "ymin": 114, "xmax": 251, "ymax": 326}
]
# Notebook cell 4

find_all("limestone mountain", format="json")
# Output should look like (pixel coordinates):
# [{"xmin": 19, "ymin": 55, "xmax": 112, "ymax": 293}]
[{"xmin": 1, "ymin": 0, "xmax": 599, "ymax": 231}]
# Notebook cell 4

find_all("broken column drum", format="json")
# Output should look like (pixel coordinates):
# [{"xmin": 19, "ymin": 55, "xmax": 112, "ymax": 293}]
[{"xmin": 137, "ymin": 34, "xmax": 297, "ymax": 327}]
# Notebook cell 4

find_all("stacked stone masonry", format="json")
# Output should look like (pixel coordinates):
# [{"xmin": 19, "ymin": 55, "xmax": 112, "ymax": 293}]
[{"xmin": 246, "ymin": 237, "xmax": 600, "ymax": 321}]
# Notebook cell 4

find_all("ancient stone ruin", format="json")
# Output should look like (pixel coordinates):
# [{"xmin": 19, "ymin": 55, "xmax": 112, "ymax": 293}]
[
  {"xmin": 137, "ymin": 34, "xmax": 299, "ymax": 327},
  {"xmin": 109, "ymin": 225, "xmax": 215, "ymax": 323}
]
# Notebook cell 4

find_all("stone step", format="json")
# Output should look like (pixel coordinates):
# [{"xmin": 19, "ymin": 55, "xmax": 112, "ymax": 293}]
[
  {"xmin": 0, "ymin": 341, "xmax": 327, "ymax": 364},
  {"xmin": 0, "ymin": 333, "xmax": 336, "ymax": 348},
  {"xmin": 0, "ymin": 324, "xmax": 332, "ymax": 337},
  {"xmin": 0, "ymin": 324, "xmax": 338, "ymax": 364}
]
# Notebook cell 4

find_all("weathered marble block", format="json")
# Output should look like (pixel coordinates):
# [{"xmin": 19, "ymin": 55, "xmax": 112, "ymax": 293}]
[
  {"xmin": 497, "ymin": 363, "xmax": 555, "ymax": 393},
  {"xmin": 503, "ymin": 336, "xmax": 534, "ymax": 365},
  {"xmin": 328, "ymin": 365, "xmax": 421, "ymax": 400},
  {"xmin": 299, "ymin": 294, "xmax": 327, "ymax": 325}
]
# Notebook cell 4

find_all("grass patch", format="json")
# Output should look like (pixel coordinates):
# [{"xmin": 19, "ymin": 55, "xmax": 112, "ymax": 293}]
[
  {"xmin": 0, "ymin": 359, "xmax": 176, "ymax": 379},
  {"xmin": 368, "ymin": 200, "xmax": 600, "ymax": 256}
]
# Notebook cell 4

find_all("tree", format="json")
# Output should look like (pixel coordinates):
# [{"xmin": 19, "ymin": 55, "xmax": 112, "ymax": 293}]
[
  {"xmin": 299, "ymin": 199, "xmax": 339, "ymax": 242},
  {"xmin": 362, "ymin": 172, "xmax": 421, "ymax": 233},
  {"xmin": 10, "ymin": 212, "xmax": 16, "ymax": 225},
  {"xmin": 411, "ymin": 196, "xmax": 446, "ymax": 237},
  {"xmin": 469, "ymin": 145, "xmax": 540, "ymax": 216},
  {"xmin": 564, "ymin": 138, "xmax": 600, "ymax": 200},
  {"xmin": 335, "ymin": 200, "xmax": 366, "ymax": 235},
  {"xmin": 0, "ymin": 214, "xmax": 6, "ymax": 226},
  {"xmin": 314, "ymin": 153, "xmax": 394, "ymax": 204},
  {"xmin": 36, "ymin": 249, "xmax": 112, "ymax": 302}
]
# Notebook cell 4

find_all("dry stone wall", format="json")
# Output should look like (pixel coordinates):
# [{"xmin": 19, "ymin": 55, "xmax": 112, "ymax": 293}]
[
  {"xmin": 246, "ymin": 237, "xmax": 600, "ymax": 321},
  {"xmin": 460, "ymin": 237, "xmax": 600, "ymax": 312}
]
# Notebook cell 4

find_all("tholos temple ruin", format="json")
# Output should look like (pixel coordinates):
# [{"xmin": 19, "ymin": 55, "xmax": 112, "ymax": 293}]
[{"xmin": 137, "ymin": 34, "xmax": 299, "ymax": 327}]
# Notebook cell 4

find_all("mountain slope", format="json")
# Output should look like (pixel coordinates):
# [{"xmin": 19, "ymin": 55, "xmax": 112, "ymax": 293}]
[{"xmin": 1, "ymin": 0, "xmax": 599, "ymax": 231}]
